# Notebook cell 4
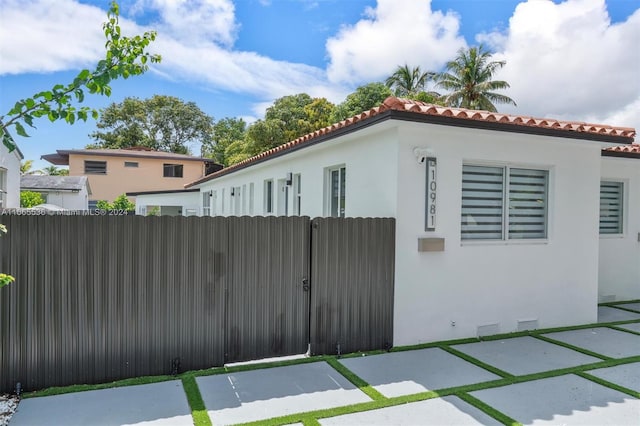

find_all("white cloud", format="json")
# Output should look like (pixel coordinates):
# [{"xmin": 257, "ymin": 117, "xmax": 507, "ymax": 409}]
[
  {"xmin": 131, "ymin": 0, "xmax": 239, "ymax": 47},
  {"xmin": 325, "ymin": 0, "xmax": 467, "ymax": 84},
  {"xmin": 0, "ymin": 0, "xmax": 106, "ymax": 74},
  {"xmin": 486, "ymin": 0, "xmax": 640, "ymax": 130}
]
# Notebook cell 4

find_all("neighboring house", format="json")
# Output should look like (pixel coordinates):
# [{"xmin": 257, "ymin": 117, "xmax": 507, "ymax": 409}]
[
  {"xmin": 20, "ymin": 175, "xmax": 91, "ymax": 210},
  {"xmin": 133, "ymin": 97, "xmax": 638, "ymax": 347},
  {"xmin": 41, "ymin": 147, "xmax": 221, "ymax": 208},
  {"xmin": 0, "ymin": 137, "xmax": 24, "ymax": 209},
  {"xmin": 127, "ymin": 188, "xmax": 201, "ymax": 216}
]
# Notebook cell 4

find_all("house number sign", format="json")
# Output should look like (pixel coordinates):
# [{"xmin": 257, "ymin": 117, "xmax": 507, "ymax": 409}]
[{"xmin": 425, "ymin": 157, "xmax": 437, "ymax": 231}]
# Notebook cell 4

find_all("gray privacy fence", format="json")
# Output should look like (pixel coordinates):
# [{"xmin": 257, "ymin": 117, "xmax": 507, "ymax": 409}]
[{"xmin": 0, "ymin": 215, "xmax": 394, "ymax": 392}]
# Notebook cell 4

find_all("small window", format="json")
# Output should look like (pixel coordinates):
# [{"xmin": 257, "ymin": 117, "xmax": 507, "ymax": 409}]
[
  {"xmin": 293, "ymin": 174, "xmax": 302, "ymax": 216},
  {"xmin": 0, "ymin": 168, "xmax": 7, "ymax": 208},
  {"xmin": 212, "ymin": 190, "xmax": 218, "ymax": 216},
  {"xmin": 599, "ymin": 181, "xmax": 623, "ymax": 234},
  {"xmin": 264, "ymin": 179, "xmax": 274, "ymax": 214},
  {"xmin": 85, "ymin": 160, "xmax": 107, "ymax": 174},
  {"xmin": 202, "ymin": 191, "xmax": 211, "ymax": 216},
  {"xmin": 88, "ymin": 200, "xmax": 99, "ymax": 210},
  {"xmin": 124, "ymin": 161, "xmax": 139, "ymax": 168},
  {"xmin": 163, "ymin": 164, "xmax": 184, "ymax": 178},
  {"xmin": 326, "ymin": 166, "xmax": 346, "ymax": 217},
  {"xmin": 461, "ymin": 165, "xmax": 548, "ymax": 241}
]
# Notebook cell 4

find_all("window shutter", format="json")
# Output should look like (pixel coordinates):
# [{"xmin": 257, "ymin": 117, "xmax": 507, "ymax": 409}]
[
  {"xmin": 600, "ymin": 181, "xmax": 623, "ymax": 234},
  {"xmin": 461, "ymin": 165, "xmax": 504, "ymax": 240},
  {"xmin": 508, "ymin": 168, "xmax": 548, "ymax": 239}
]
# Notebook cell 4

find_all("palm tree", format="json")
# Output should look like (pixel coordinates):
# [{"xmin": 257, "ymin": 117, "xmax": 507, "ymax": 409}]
[
  {"xmin": 435, "ymin": 45, "xmax": 516, "ymax": 112},
  {"xmin": 42, "ymin": 165, "xmax": 69, "ymax": 176},
  {"xmin": 20, "ymin": 160, "xmax": 34, "ymax": 175},
  {"xmin": 385, "ymin": 65, "xmax": 437, "ymax": 98}
]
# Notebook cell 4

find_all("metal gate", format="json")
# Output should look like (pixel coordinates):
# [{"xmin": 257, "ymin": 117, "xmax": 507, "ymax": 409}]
[{"xmin": 309, "ymin": 217, "xmax": 395, "ymax": 355}]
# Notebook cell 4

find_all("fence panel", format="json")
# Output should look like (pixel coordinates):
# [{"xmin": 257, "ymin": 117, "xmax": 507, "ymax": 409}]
[
  {"xmin": 310, "ymin": 217, "xmax": 395, "ymax": 355},
  {"xmin": 225, "ymin": 216, "xmax": 310, "ymax": 362},
  {"xmin": 0, "ymin": 215, "xmax": 226, "ymax": 392}
]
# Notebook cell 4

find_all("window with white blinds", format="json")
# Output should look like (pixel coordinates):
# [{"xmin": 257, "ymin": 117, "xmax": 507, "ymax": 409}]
[
  {"xmin": 599, "ymin": 181, "xmax": 623, "ymax": 234},
  {"xmin": 461, "ymin": 165, "xmax": 548, "ymax": 241}
]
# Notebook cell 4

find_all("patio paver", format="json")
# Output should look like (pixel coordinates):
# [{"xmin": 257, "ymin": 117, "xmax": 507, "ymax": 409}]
[
  {"xmin": 543, "ymin": 327, "xmax": 640, "ymax": 358},
  {"xmin": 452, "ymin": 336, "xmax": 600, "ymax": 375},
  {"xmin": 470, "ymin": 374, "xmax": 640, "ymax": 425},
  {"xmin": 617, "ymin": 322, "xmax": 640, "ymax": 333},
  {"xmin": 617, "ymin": 302, "xmax": 640, "ymax": 312},
  {"xmin": 319, "ymin": 395, "xmax": 501, "ymax": 425},
  {"xmin": 9, "ymin": 380, "xmax": 192, "ymax": 426},
  {"xmin": 585, "ymin": 362, "xmax": 640, "ymax": 392},
  {"xmin": 338, "ymin": 348, "xmax": 499, "ymax": 398},
  {"xmin": 196, "ymin": 362, "xmax": 370, "ymax": 425},
  {"xmin": 598, "ymin": 306, "xmax": 640, "ymax": 323}
]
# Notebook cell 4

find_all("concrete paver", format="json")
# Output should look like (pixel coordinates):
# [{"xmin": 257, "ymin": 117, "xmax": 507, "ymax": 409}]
[
  {"xmin": 585, "ymin": 362, "xmax": 640, "ymax": 392},
  {"xmin": 196, "ymin": 362, "xmax": 370, "ymax": 425},
  {"xmin": 319, "ymin": 395, "xmax": 502, "ymax": 425},
  {"xmin": 9, "ymin": 380, "xmax": 192, "ymax": 426},
  {"xmin": 598, "ymin": 306, "xmax": 640, "ymax": 323},
  {"xmin": 338, "ymin": 348, "xmax": 499, "ymax": 398},
  {"xmin": 617, "ymin": 322, "xmax": 640, "ymax": 333},
  {"xmin": 617, "ymin": 302, "xmax": 640, "ymax": 312},
  {"xmin": 543, "ymin": 327, "xmax": 640, "ymax": 358},
  {"xmin": 452, "ymin": 336, "xmax": 599, "ymax": 376},
  {"xmin": 470, "ymin": 374, "xmax": 640, "ymax": 425}
]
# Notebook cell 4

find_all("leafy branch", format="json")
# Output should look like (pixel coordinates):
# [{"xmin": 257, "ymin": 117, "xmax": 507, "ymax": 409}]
[{"xmin": 0, "ymin": 1, "xmax": 162, "ymax": 151}]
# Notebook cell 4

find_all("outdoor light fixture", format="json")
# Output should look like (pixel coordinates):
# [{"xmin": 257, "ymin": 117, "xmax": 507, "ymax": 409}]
[{"xmin": 286, "ymin": 172, "xmax": 293, "ymax": 186}]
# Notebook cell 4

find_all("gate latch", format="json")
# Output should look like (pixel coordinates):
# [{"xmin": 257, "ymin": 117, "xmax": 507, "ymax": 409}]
[{"xmin": 302, "ymin": 278, "xmax": 310, "ymax": 292}]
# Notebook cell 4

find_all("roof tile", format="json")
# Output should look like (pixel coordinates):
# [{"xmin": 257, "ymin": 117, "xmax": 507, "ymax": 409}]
[{"xmin": 186, "ymin": 97, "xmax": 636, "ymax": 187}]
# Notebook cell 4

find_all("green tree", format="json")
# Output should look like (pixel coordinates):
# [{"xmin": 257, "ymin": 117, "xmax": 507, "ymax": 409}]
[
  {"xmin": 20, "ymin": 191, "xmax": 44, "ymax": 208},
  {"xmin": 435, "ymin": 45, "xmax": 516, "ymax": 112},
  {"xmin": 88, "ymin": 95, "xmax": 213, "ymax": 154},
  {"xmin": 42, "ymin": 165, "xmax": 69, "ymax": 176},
  {"xmin": 0, "ymin": 1, "xmax": 159, "ymax": 288},
  {"xmin": 244, "ymin": 119, "xmax": 286, "ymax": 157},
  {"xmin": 385, "ymin": 64, "xmax": 436, "ymax": 98},
  {"xmin": 303, "ymin": 98, "xmax": 335, "ymax": 130},
  {"xmin": 330, "ymin": 82, "xmax": 393, "ymax": 122},
  {"xmin": 96, "ymin": 194, "xmax": 135, "ymax": 211},
  {"xmin": 1, "ymin": 1, "xmax": 161, "ymax": 151},
  {"xmin": 202, "ymin": 117, "xmax": 247, "ymax": 166},
  {"xmin": 20, "ymin": 160, "xmax": 39, "ymax": 175}
]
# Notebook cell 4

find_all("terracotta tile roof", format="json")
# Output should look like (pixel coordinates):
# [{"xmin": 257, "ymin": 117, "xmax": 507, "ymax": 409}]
[
  {"xmin": 603, "ymin": 143, "xmax": 640, "ymax": 156},
  {"xmin": 186, "ymin": 96, "xmax": 636, "ymax": 187}
]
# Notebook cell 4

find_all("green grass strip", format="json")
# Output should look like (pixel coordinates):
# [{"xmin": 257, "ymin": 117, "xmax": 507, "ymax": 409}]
[
  {"xmin": 577, "ymin": 371, "xmax": 640, "ymax": 399},
  {"xmin": 457, "ymin": 392, "xmax": 521, "ymax": 426},
  {"xmin": 531, "ymin": 334, "xmax": 611, "ymax": 360},
  {"xmin": 608, "ymin": 325, "xmax": 640, "ymax": 336},
  {"xmin": 604, "ymin": 305, "xmax": 640, "ymax": 314},
  {"xmin": 325, "ymin": 358, "xmax": 386, "ymax": 401},
  {"xmin": 438, "ymin": 345, "xmax": 513, "ymax": 378},
  {"xmin": 599, "ymin": 299, "xmax": 640, "ymax": 306},
  {"xmin": 23, "ymin": 374, "xmax": 175, "ymax": 399},
  {"xmin": 181, "ymin": 375, "xmax": 212, "ymax": 426}
]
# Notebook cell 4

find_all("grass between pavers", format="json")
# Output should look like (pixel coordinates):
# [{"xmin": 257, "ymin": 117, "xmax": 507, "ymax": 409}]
[
  {"xmin": 599, "ymin": 299, "xmax": 640, "ymax": 306},
  {"xmin": 19, "ymin": 316, "xmax": 640, "ymax": 426},
  {"xmin": 609, "ymin": 325, "xmax": 640, "ymax": 336},
  {"xmin": 576, "ymin": 371, "xmax": 640, "ymax": 399},
  {"xmin": 531, "ymin": 334, "xmax": 612, "ymax": 360},
  {"xmin": 457, "ymin": 392, "xmax": 521, "ymax": 426},
  {"xmin": 182, "ymin": 375, "xmax": 212, "ymax": 426}
]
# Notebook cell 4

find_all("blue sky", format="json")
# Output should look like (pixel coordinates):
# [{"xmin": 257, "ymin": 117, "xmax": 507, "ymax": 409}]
[{"xmin": 1, "ymin": 0, "xmax": 638, "ymax": 169}]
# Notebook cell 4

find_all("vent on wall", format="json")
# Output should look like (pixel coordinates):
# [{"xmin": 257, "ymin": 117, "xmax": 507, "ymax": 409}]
[
  {"xmin": 477, "ymin": 323, "xmax": 500, "ymax": 338},
  {"xmin": 517, "ymin": 319, "xmax": 539, "ymax": 332},
  {"xmin": 600, "ymin": 295, "xmax": 616, "ymax": 303}
]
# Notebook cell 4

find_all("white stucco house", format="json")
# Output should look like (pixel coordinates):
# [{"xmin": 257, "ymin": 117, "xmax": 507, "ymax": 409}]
[
  {"xmin": 132, "ymin": 97, "xmax": 638, "ymax": 346},
  {"xmin": 0, "ymin": 138, "xmax": 24, "ymax": 209},
  {"xmin": 20, "ymin": 175, "xmax": 92, "ymax": 210}
]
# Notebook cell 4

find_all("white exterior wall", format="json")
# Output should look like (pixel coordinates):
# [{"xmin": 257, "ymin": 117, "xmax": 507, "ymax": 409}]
[
  {"xmin": 599, "ymin": 157, "xmax": 640, "ymax": 301},
  {"xmin": 196, "ymin": 124, "xmax": 399, "ymax": 219},
  {"xmin": 0, "ymin": 143, "xmax": 22, "ymax": 208},
  {"xmin": 42, "ymin": 189, "xmax": 89, "ymax": 210},
  {"xmin": 393, "ymin": 122, "xmax": 602, "ymax": 345},
  {"xmin": 135, "ymin": 192, "xmax": 201, "ymax": 216}
]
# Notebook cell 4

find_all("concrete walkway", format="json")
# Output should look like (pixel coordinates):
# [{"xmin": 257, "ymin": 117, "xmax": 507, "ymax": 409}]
[{"xmin": 9, "ymin": 306, "xmax": 640, "ymax": 426}]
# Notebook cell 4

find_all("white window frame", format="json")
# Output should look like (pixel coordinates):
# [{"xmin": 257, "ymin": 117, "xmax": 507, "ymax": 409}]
[
  {"xmin": 211, "ymin": 190, "xmax": 218, "ymax": 216},
  {"xmin": 264, "ymin": 179, "xmax": 274, "ymax": 214},
  {"xmin": 461, "ymin": 163, "xmax": 549, "ymax": 242},
  {"xmin": 599, "ymin": 180, "xmax": 624, "ymax": 236},
  {"xmin": 242, "ymin": 184, "xmax": 247, "ymax": 215},
  {"xmin": 277, "ymin": 179, "xmax": 288, "ymax": 216},
  {"xmin": 325, "ymin": 165, "xmax": 346, "ymax": 218},
  {"xmin": 202, "ymin": 191, "xmax": 211, "ymax": 217},
  {"xmin": 249, "ymin": 183, "xmax": 254, "ymax": 215},
  {"xmin": 0, "ymin": 167, "xmax": 7, "ymax": 209},
  {"xmin": 293, "ymin": 173, "xmax": 302, "ymax": 216}
]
